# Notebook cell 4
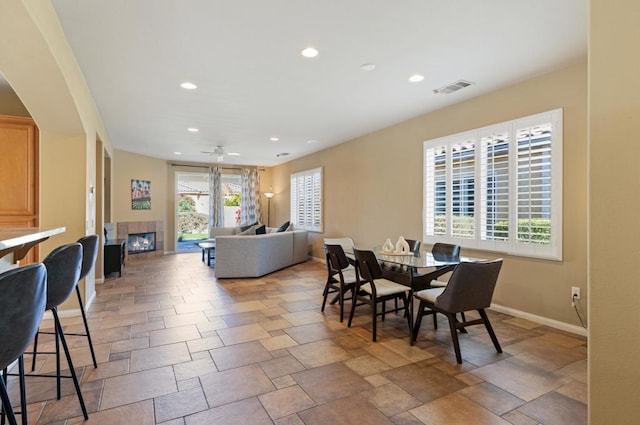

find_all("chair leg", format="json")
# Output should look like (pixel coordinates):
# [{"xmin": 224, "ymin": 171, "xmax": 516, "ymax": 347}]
[
  {"xmin": 445, "ymin": 312, "xmax": 463, "ymax": 364},
  {"xmin": 347, "ymin": 292, "xmax": 357, "ymax": 328},
  {"xmin": 17, "ymin": 357, "xmax": 26, "ymax": 425},
  {"xmin": 52, "ymin": 309, "xmax": 89, "ymax": 420},
  {"xmin": 402, "ymin": 294, "xmax": 412, "ymax": 330},
  {"xmin": 371, "ymin": 300, "xmax": 377, "ymax": 342},
  {"xmin": 0, "ymin": 377, "xmax": 17, "ymax": 425},
  {"xmin": 75, "ymin": 287, "xmax": 97, "ymax": 368},
  {"xmin": 338, "ymin": 285, "xmax": 344, "ymax": 323},
  {"xmin": 1, "ymin": 367, "xmax": 7, "ymax": 425},
  {"xmin": 54, "ymin": 321, "xmax": 61, "ymax": 400},
  {"xmin": 478, "ymin": 309, "xmax": 502, "ymax": 354},
  {"xmin": 432, "ymin": 311, "xmax": 438, "ymax": 330},
  {"xmin": 320, "ymin": 282, "xmax": 330, "ymax": 312},
  {"xmin": 412, "ymin": 300, "xmax": 425, "ymax": 343},
  {"xmin": 30, "ymin": 332, "xmax": 38, "ymax": 372},
  {"xmin": 381, "ymin": 299, "xmax": 386, "ymax": 321}
]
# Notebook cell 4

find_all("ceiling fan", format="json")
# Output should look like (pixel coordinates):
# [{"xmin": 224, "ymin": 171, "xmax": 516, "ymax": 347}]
[{"xmin": 201, "ymin": 145, "xmax": 226, "ymax": 162}]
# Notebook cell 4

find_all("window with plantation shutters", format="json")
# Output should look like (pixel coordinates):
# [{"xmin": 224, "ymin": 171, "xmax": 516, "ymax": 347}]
[
  {"xmin": 423, "ymin": 109, "xmax": 562, "ymax": 260},
  {"xmin": 290, "ymin": 167, "xmax": 323, "ymax": 232}
]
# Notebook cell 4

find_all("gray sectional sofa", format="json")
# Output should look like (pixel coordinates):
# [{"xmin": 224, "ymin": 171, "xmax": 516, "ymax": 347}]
[{"xmin": 210, "ymin": 227, "xmax": 308, "ymax": 278}]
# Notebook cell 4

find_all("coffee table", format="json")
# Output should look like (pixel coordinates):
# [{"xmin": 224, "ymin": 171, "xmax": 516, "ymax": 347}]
[{"xmin": 198, "ymin": 241, "xmax": 216, "ymax": 266}]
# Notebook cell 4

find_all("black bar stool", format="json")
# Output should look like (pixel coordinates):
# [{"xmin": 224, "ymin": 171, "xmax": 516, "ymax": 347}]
[
  {"xmin": 28, "ymin": 243, "xmax": 89, "ymax": 420},
  {"xmin": 71, "ymin": 235, "xmax": 99, "ymax": 368},
  {"xmin": 0, "ymin": 264, "xmax": 47, "ymax": 425}
]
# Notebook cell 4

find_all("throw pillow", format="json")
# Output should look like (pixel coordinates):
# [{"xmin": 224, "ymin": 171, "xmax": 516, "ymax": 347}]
[
  {"xmin": 239, "ymin": 222, "xmax": 258, "ymax": 232},
  {"xmin": 276, "ymin": 221, "xmax": 290, "ymax": 233},
  {"xmin": 255, "ymin": 225, "xmax": 266, "ymax": 235},
  {"xmin": 237, "ymin": 225, "xmax": 256, "ymax": 236},
  {"xmin": 285, "ymin": 222, "xmax": 294, "ymax": 231}
]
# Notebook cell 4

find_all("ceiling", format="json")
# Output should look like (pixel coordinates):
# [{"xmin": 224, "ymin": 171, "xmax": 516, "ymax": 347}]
[{"xmin": 27, "ymin": 1, "xmax": 586, "ymax": 167}]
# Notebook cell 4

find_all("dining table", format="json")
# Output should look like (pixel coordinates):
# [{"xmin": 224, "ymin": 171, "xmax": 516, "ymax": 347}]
[{"xmin": 346, "ymin": 247, "xmax": 482, "ymax": 345}]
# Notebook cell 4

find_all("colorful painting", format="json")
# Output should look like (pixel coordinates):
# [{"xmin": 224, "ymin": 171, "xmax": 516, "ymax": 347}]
[{"xmin": 131, "ymin": 179, "xmax": 151, "ymax": 210}]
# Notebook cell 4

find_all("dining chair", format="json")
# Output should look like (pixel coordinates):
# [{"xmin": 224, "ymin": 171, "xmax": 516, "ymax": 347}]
[
  {"xmin": 321, "ymin": 244, "xmax": 358, "ymax": 322},
  {"xmin": 0, "ymin": 263, "xmax": 47, "ymax": 425},
  {"xmin": 427, "ymin": 242, "xmax": 461, "ymax": 287},
  {"xmin": 323, "ymin": 237, "xmax": 356, "ymax": 296},
  {"xmin": 348, "ymin": 248, "xmax": 411, "ymax": 342},
  {"xmin": 28, "ymin": 243, "xmax": 89, "ymax": 420},
  {"xmin": 411, "ymin": 259, "xmax": 503, "ymax": 364}
]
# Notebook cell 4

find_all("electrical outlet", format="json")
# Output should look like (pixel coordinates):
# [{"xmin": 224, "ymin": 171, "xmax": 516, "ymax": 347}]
[{"xmin": 571, "ymin": 286, "xmax": 581, "ymax": 300}]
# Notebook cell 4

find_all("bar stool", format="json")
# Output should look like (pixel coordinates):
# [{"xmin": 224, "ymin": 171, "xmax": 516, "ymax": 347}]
[
  {"xmin": 71, "ymin": 235, "xmax": 99, "ymax": 368},
  {"xmin": 29, "ymin": 243, "xmax": 88, "ymax": 420},
  {"xmin": 31, "ymin": 236, "xmax": 100, "ymax": 371},
  {"xmin": 0, "ymin": 264, "xmax": 47, "ymax": 425}
]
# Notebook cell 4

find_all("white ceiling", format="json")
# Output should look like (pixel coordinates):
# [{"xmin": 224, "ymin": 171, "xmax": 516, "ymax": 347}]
[{"xmin": 42, "ymin": 1, "xmax": 587, "ymax": 167}]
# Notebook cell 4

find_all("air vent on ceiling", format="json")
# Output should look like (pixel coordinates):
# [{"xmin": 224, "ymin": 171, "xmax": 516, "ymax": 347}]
[
  {"xmin": 276, "ymin": 152, "xmax": 290, "ymax": 158},
  {"xmin": 433, "ymin": 80, "xmax": 473, "ymax": 95}
]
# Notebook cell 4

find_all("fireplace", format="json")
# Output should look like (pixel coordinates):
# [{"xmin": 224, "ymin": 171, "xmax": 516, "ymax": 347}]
[{"xmin": 128, "ymin": 232, "xmax": 156, "ymax": 254}]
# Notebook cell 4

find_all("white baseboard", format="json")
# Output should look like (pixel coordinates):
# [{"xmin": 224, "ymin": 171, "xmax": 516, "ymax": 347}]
[{"xmin": 490, "ymin": 303, "xmax": 588, "ymax": 337}]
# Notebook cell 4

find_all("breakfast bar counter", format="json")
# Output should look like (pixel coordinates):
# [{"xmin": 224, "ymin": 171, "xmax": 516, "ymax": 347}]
[{"xmin": 0, "ymin": 227, "xmax": 66, "ymax": 269}]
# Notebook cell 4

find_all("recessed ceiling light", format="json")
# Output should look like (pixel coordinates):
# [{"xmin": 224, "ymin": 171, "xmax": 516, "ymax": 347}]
[
  {"xmin": 307, "ymin": 139, "xmax": 318, "ymax": 144},
  {"xmin": 180, "ymin": 81, "xmax": 197, "ymax": 90},
  {"xmin": 408, "ymin": 74, "xmax": 424, "ymax": 83},
  {"xmin": 360, "ymin": 63, "xmax": 376, "ymax": 71},
  {"xmin": 228, "ymin": 152, "xmax": 240, "ymax": 156},
  {"xmin": 301, "ymin": 47, "xmax": 319, "ymax": 58},
  {"xmin": 187, "ymin": 128, "xmax": 199, "ymax": 132},
  {"xmin": 270, "ymin": 137, "xmax": 279, "ymax": 142},
  {"xmin": 174, "ymin": 152, "xmax": 182, "ymax": 155}
]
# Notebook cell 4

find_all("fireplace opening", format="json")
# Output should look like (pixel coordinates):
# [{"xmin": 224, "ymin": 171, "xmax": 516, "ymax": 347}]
[{"xmin": 128, "ymin": 232, "xmax": 156, "ymax": 254}]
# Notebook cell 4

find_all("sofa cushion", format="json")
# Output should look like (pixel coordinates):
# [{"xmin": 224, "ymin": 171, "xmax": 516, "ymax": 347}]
[{"xmin": 276, "ymin": 221, "xmax": 290, "ymax": 232}]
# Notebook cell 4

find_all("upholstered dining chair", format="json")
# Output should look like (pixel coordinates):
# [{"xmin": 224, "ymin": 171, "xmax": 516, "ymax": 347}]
[
  {"xmin": 322, "ymin": 237, "xmax": 356, "ymax": 302},
  {"xmin": 0, "ymin": 263, "xmax": 47, "ymax": 425},
  {"xmin": 29, "ymin": 243, "xmax": 89, "ymax": 420},
  {"xmin": 348, "ymin": 248, "xmax": 412, "ymax": 342},
  {"xmin": 411, "ymin": 259, "xmax": 503, "ymax": 364},
  {"xmin": 322, "ymin": 244, "xmax": 358, "ymax": 322},
  {"xmin": 427, "ymin": 242, "xmax": 461, "ymax": 287}
]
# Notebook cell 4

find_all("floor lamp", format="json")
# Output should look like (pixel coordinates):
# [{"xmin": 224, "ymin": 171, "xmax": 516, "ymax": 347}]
[{"xmin": 264, "ymin": 189, "xmax": 274, "ymax": 227}]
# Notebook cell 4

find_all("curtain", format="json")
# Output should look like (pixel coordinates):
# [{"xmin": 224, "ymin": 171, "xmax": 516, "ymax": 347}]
[
  {"xmin": 240, "ymin": 168, "xmax": 262, "ymax": 224},
  {"xmin": 209, "ymin": 166, "xmax": 224, "ymax": 232}
]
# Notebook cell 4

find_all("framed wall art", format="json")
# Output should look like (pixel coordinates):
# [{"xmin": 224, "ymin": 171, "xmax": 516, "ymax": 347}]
[{"xmin": 131, "ymin": 179, "xmax": 151, "ymax": 210}]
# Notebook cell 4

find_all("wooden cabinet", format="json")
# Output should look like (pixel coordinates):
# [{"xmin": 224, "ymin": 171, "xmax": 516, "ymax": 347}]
[
  {"xmin": 104, "ymin": 240, "xmax": 126, "ymax": 277},
  {"xmin": 0, "ymin": 115, "xmax": 39, "ymax": 264}
]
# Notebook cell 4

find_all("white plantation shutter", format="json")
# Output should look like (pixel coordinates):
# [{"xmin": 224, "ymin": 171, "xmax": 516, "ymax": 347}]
[
  {"xmin": 423, "ymin": 109, "xmax": 562, "ymax": 260},
  {"xmin": 424, "ymin": 146, "xmax": 447, "ymax": 236},
  {"xmin": 516, "ymin": 123, "xmax": 552, "ymax": 244},
  {"xmin": 480, "ymin": 131, "xmax": 510, "ymax": 243},
  {"xmin": 451, "ymin": 140, "xmax": 475, "ymax": 239},
  {"xmin": 290, "ymin": 167, "xmax": 323, "ymax": 232}
]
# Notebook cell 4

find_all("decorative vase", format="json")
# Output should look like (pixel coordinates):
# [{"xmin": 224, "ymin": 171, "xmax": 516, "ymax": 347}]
[
  {"xmin": 382, "ymin": 238, "xmax": 394, "ymax": 253},
  {"xmin": 395, "ymin": 236, "xmax": 410, "ymax": 254}
]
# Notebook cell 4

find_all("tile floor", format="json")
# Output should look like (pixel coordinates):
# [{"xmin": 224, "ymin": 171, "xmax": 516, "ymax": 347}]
[{"xmin": 5, "ymin": 253, "xmax": 587, "ymax": 424}]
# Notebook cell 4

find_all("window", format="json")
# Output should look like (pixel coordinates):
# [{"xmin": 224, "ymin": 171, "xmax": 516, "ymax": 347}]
[
  {"xmin": 290, "ymin": 167, "xmax": 323, "ymax": 232},
  {"xmin": 423, "ymin": 109, "xmax": 562, "ymax": 260}
]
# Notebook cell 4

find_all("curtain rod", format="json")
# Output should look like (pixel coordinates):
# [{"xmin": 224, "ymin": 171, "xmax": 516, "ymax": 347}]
[{"xmin": 170, "ymin": 163, "xmax": 265, "ymax": 171}]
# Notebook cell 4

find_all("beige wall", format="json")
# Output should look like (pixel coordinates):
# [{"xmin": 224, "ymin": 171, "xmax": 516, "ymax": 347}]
[
  {"xmin": 0, "ymin": 0, "xmax": 114, "ymax": 309},
  {"xmin": 113, "ymin": 149, "xmax": 169, "ymax": 227},
  {"xmin": 271, "ymin": 59, "xmax": 588, "ymax": 329},
  {"xmin": 589, "ymin": 0, "xmax": 640, "ymax": 422}
]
